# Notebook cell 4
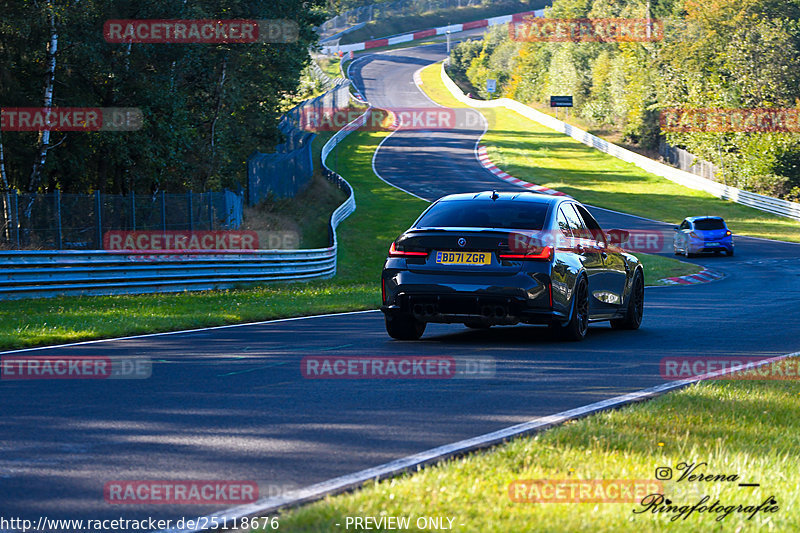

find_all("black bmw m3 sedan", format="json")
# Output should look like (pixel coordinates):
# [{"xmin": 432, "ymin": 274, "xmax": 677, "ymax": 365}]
[{"xmin": 380, "ymin": 191, "xmax": 644, "ymax": 341}]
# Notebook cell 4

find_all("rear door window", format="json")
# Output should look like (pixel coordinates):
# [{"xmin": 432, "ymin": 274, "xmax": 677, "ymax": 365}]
[
  {"xmin": 557, "ymin": 208, "xmax": 574, "ymax": 238},
  {"xmin": 573, "ymin": 204, "xmax": 607, "ymax": 245},
  {"xmin": 562, "ymin": 204, "xmax": 589, "ymax": 239}
]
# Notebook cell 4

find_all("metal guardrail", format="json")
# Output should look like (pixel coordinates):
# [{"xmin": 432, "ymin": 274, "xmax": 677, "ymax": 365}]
[
  {"xmin": 440, "ymin": 63, "xmax": 800, "ymax": 222},
  {"xmin": 0, "ymin": 110, "xmax": 370, "ymax": 300}
]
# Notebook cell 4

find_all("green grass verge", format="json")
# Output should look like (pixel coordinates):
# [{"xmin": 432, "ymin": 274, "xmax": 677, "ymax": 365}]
[
  {"xmin": 339, "ymin": 1, "xmax": 548, "ymax": 45},
  {"xmin": 267, "ymin": 372, "xmax": 800, "ymax": 531},
  {"xmin": 638, "ymin": 254, "xmax": 698, "ymax": 285},
  {"xmin": 0, "ymin": 284, "xmax": 376, "ymax": 349},
  {"xmin": 0, "ymin": 128, "xmax": 427, "ymax": 349},
  {"xmin": 0, "ymin": 89, "xmax": 699, "ymax": 348},
  {"xmin": 315, "ymin": 56, "xmax": 342, "ymax": 80},
  {"xmin": 420, "ymin": 63, "xmax": 800, "ymax": 243}
]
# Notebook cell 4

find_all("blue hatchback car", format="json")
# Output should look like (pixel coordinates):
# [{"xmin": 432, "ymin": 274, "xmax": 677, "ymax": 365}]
[{"xmin": 673, "ymin": 216, "xmax": 734, "ymax": 257}]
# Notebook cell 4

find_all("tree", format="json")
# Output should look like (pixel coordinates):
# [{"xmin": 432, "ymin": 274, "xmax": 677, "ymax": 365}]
[{"xmin": 0, "ymin": 0, "xmax": 327, "ymax": 194}]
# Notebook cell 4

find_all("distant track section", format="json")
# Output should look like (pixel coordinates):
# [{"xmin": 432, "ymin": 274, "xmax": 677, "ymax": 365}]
[{"xmin": 321, "ymin": 9, "xmax": 544, "ymax": 54}]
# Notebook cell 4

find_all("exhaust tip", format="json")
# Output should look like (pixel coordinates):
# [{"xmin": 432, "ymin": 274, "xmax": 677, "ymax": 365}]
[
  {"xmin": 495, "ymin": 306, "xmax": 506, "ymax": 318},
  {"xmin": 424, "ymin": 304, "xmax": 436, "ymax": 316},
  {"xmin": 481, "ymin": 306, "xmax": 493, "ymax": 317}
]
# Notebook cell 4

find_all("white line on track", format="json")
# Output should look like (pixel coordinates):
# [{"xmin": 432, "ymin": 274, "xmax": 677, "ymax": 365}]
[
  {"xmin": 0, "ymin": 310, "xmax": 379, "ymax": 355},
  {"xmin": 157, "ymin": 349, "xmax": 800, "ymax": 533},
  {"xmin": 371, "ymin": 131, "xmax": 431, "ymax": 202}
]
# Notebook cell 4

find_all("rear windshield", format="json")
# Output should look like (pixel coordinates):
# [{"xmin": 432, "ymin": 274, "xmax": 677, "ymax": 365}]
[
  {"xmin": 694, "ymin": 218, "xmax": 725, "ymax": 230},
  {"xmin": 415, "ymin": 200, "xmax": 549, "ymax": 230}
]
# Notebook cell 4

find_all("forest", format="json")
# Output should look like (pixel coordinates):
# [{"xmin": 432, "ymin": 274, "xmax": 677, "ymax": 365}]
[
  {"xmin": 0, "ymin": 0, "xmax": 327, "ymax": 195},
  {"xmin": 447, "ymin": 0, "xmax": 800, "ymax": 199}
]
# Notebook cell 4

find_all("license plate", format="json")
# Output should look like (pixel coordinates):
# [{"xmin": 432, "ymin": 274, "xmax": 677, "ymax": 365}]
[
  {"xmin": 705, "ymin": 242, "xmax": 719, "ymax": 246},
  {"xmin": 435, "ymin": 251, "xmax": 491, "ymax": 265}
]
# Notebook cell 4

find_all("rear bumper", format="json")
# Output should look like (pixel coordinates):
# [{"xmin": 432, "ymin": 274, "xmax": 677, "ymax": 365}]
[
  {"xmin": 691, "ymin": 240, "xmax": 733, "ymax": 253},
  {"xmin": 381, "ymin": 270, "xmax": 559, "ymax": 325}
]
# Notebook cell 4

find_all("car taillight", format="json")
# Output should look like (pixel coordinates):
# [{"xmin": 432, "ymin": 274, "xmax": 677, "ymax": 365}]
[
  {"xmin": 381, "ymin": 277, "xmax": 386, "ymax": 303},
  {"xmin": 498, "ymin": 246, "xmax": 553, "ymax": 261},
  {"xmin": 725, "ymin": 230, "xmax": 732, "ymax": 236},
  {"xmin": 389, "ymin": 242, "xmax": 428, "ymax": 257},
  {"xmin": 688, "ymin": 232, "xmax": 699, "ymax": 239}
]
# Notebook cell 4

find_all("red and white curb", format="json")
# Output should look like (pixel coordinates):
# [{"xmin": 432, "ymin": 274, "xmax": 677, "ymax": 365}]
[
  {"xmin": 659, "ymin": 268, "xmax": 725, "ymax": 285},
  {"xmin": 322, "ymin": 9, "xmax": 544, "ymax": 55},
  {"xmin": 477, "ymin": 145, "xmax": 567, "ymax": 196}
]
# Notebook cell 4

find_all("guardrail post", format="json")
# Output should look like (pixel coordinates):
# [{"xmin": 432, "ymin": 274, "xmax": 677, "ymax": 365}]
[
  {"xmin": 207, "ymin": 193, "xmax": 213, "ymax": 230},
  {"xmin": 14, "ymin": 191, "xmax": 20, "ymax": 249},
  {"xmin": 95, "ymin": 190, "xmax": 102, "ymax": 249},
  {"xmin": 55, "ymin": 189, "xmax": 62, "ymax": 250},
  {"xmin": 161, "ymin": 190, "xmax": 167, "ymax": 234},
  {"xmin": 187, "ymin": 191, "xmax": 193, "ymax": 231}
]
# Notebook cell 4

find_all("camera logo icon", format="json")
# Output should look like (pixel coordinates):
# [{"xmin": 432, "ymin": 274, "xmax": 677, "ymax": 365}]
[{"xmin": 655, "ymin": 467, "xmax": 673, "ymax": 480}]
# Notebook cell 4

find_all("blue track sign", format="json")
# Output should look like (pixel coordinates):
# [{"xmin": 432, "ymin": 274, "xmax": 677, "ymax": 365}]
[
  {"xmin": 550, "ymin": 96, "xmax": 573, "ymax": 107},
  {"xmin": 486, "ymin": 79, "xmax": 497, "ymax": 93}
]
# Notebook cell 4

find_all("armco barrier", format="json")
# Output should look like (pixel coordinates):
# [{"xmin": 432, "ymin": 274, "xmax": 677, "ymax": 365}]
[
  {"xmin": 0, "ymin": 110, "xmax": 370, "ymax": 300},
  {"xmin": 440, "ymin": 63, "xmax": 800, "ymax": 221},
  {"xmin": 322, "ymin": 9, "xmax": 544, "ymax": 55}
]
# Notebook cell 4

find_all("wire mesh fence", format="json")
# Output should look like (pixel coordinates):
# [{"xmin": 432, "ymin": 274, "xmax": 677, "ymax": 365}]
[
  {"xmin": 0, "ymin": 189, "xmax": 244, "ymax": 250},
  {"xmin": 658, "ymin": 140, "xmax": 720, "ymax": 182},
  {"xmin": 248, "ymin": 81, "xmax": 353, "ymax": 205}
]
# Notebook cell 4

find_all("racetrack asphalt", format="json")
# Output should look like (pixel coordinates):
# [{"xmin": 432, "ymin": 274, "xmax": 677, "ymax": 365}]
[{"xmin": 2, "ymin": 43, "xmax": 800, "ymax": 528}]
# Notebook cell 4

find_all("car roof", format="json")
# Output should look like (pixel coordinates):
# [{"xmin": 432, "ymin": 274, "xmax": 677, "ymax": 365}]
[
  {"xmin": 685, "ymin": 216, "xmax": 725, "ymax": 222},
  {"xmin": 436, "ymin": 191, "xmax": 568, "ymax": 205}
]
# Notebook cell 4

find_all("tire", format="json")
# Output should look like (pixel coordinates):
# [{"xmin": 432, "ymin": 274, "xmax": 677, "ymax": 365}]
[
  {"xmin": 385, "ymin": 314, "xmax": 426, "ymax": 340},
  {"xmin": 560, "ymin": 276, "xmax": 589, "ymax": 341},
  {"xmin": 726, "ymin": 248, "xmax": 734, "ymax": 256},
  {"xmin": 611, "ymin": 269, "xmax": 644, "ymax": 330}
]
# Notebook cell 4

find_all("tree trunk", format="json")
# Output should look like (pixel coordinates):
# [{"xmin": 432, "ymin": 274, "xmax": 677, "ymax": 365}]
[
  {"xmin": 0, "ymin": 129, "xmax": 11, "ymax": 243},
  {"xmin": 207, "ymin": 55, "xmax": 228, "ymax": 189},
  {"xmin": 27, "ymin": 7, "xmax": 58, "ymax": 196},
  {"xmin": 23, "ymin": 7, "xmax": 59, "ymax": 241}
]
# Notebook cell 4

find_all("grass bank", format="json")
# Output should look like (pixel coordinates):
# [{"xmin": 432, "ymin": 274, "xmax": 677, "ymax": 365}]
[
  {"xmin": 0, "ymin": 129, "xmax": 407, "ymax": 349},
  {"xmin": 268, "ymin": 368, "xmax": 800, "ymax": 531},
  {"xmin": 420, "ymin": 62, "xmax": 800, "ymax": 243},
  {"xmin": 2, "ymin": 85, "xmax": 701, "ymax": 348},
  {"xmin": 339, "ymin": 1, "xmax": 548, "ymax": 45}
]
